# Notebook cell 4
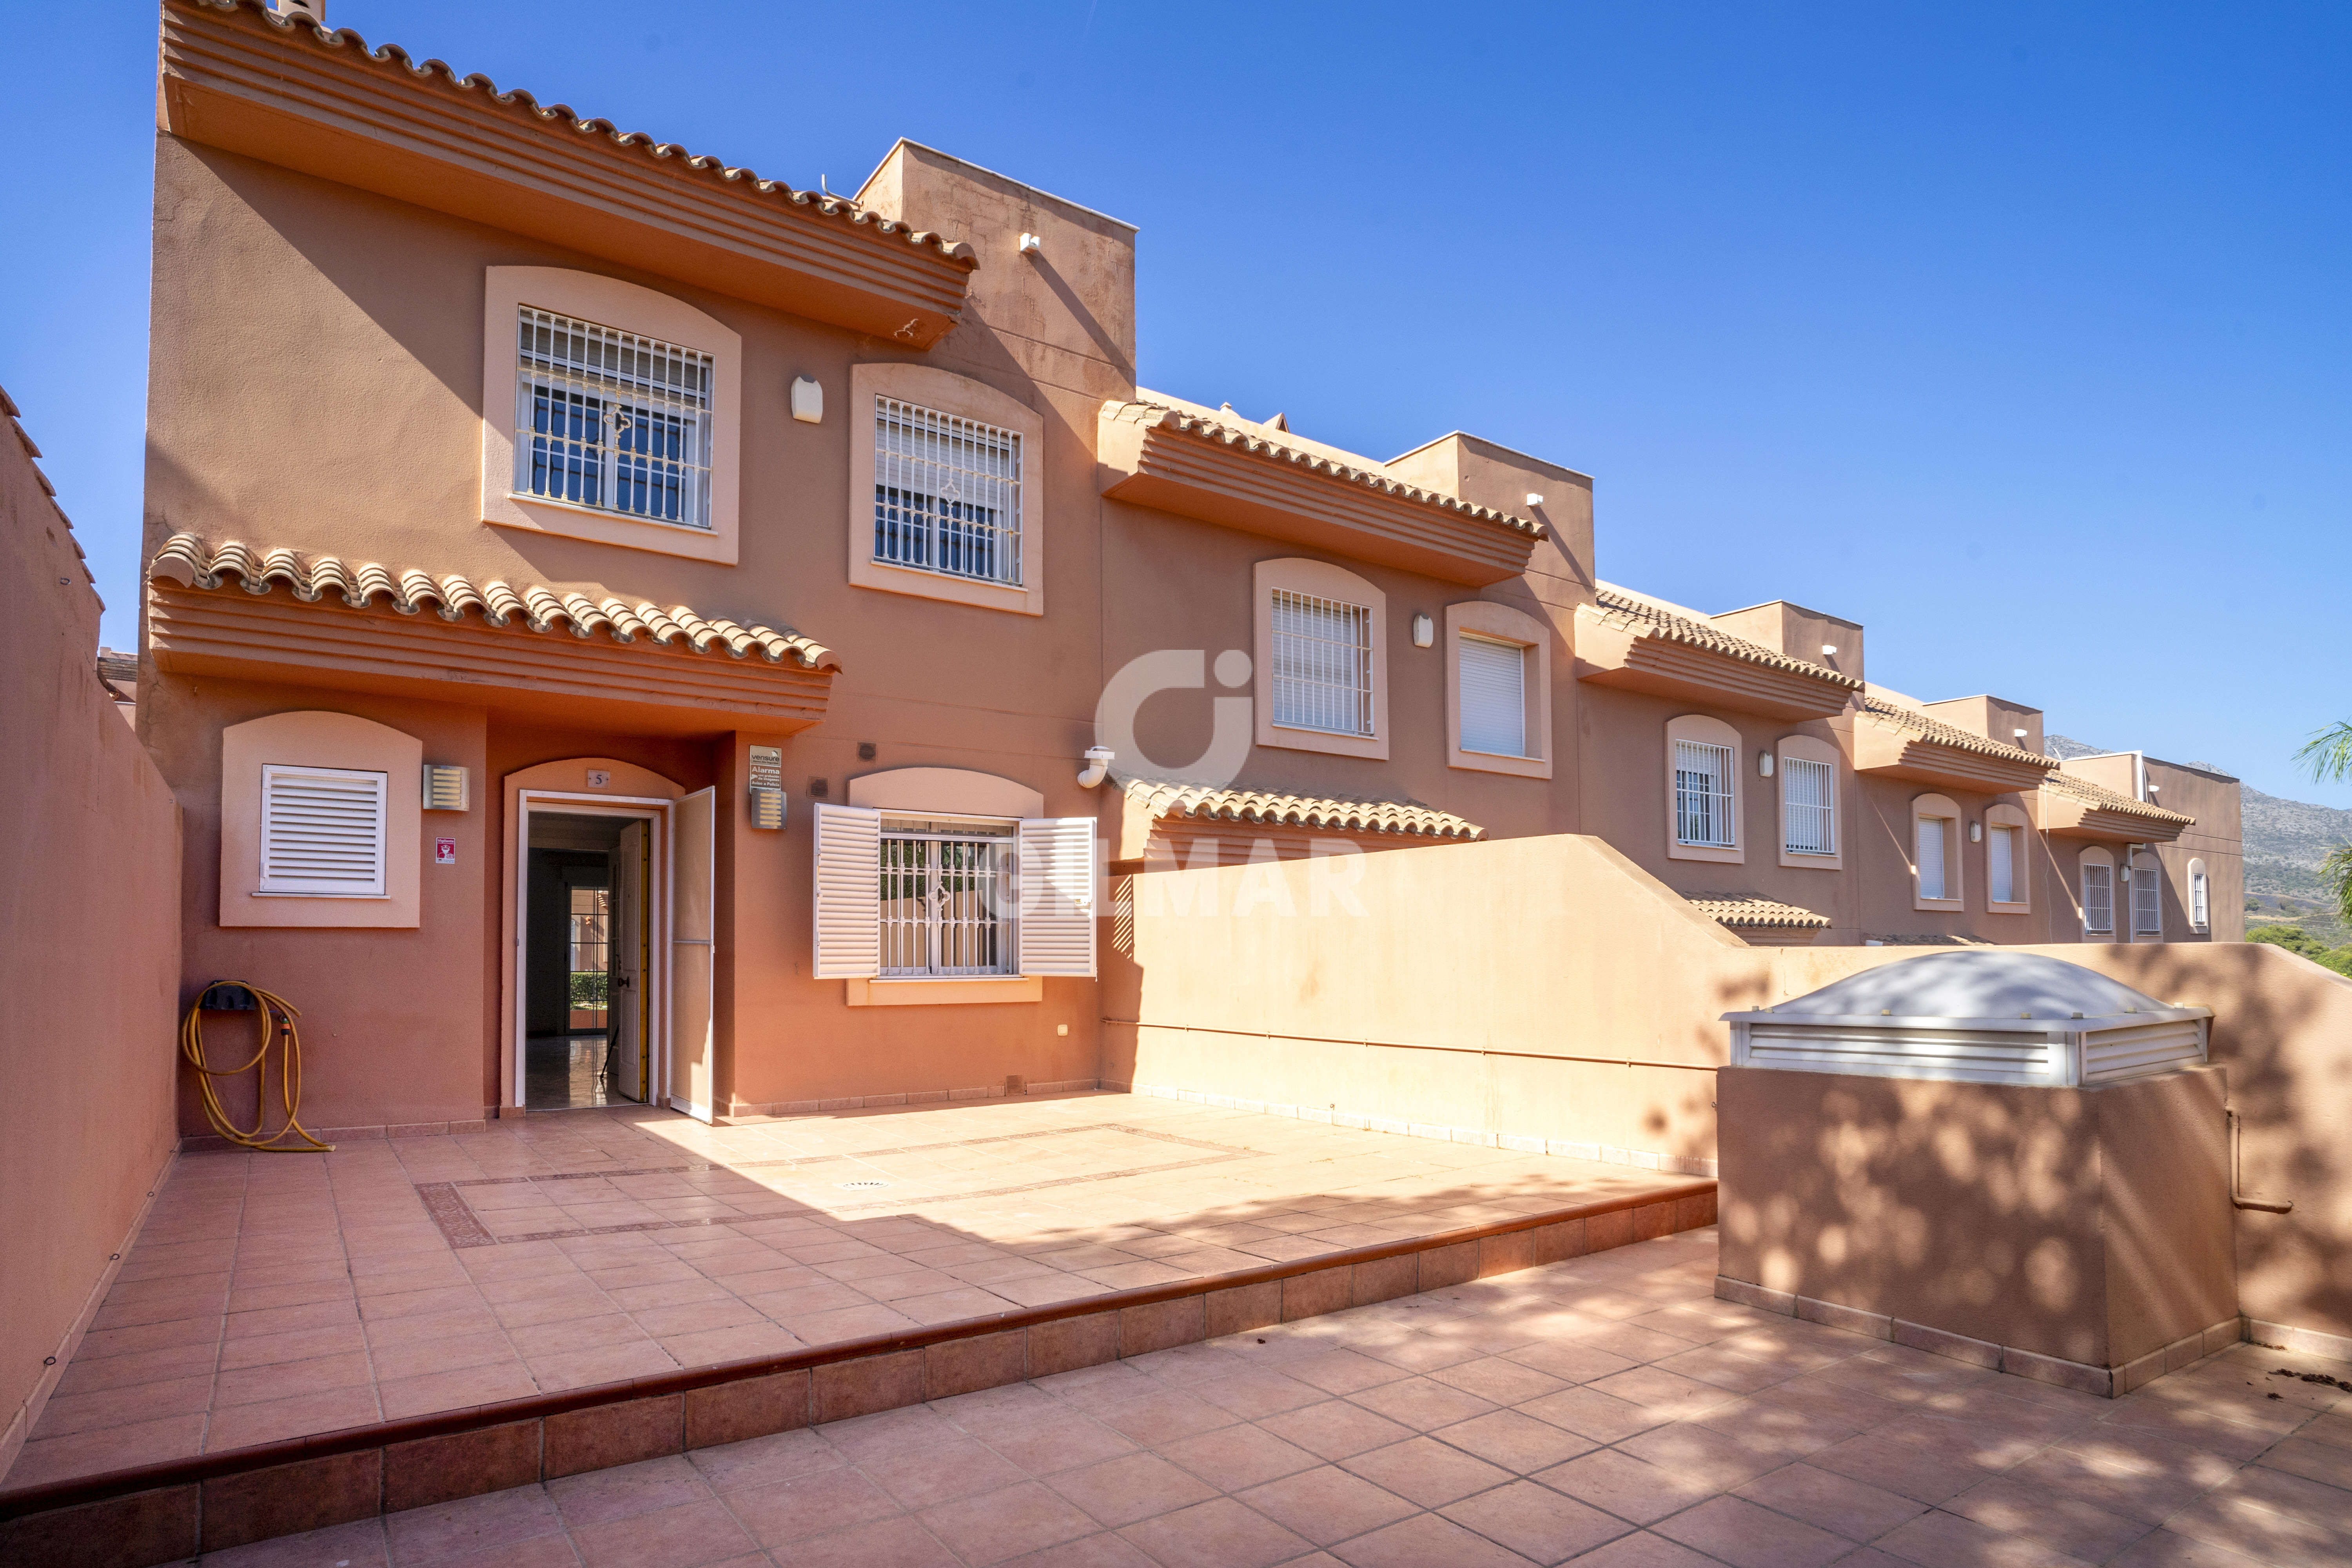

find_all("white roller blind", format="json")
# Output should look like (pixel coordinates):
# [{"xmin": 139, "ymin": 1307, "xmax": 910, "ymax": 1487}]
[
  {"xmin": 1017, "ymin": 818, "xmax": 1098, "ymax": 977},
  {"xmin": 1989, "ymin": 824, "xmax": 2016, "ymax": 904},
  {"xmin": 1916, "ymin": 816, "xmax": 1948, "ymax": 901},
  {"xmin": 260, "ymin": 765, "xmax": 388, "ymax": 897},
  {"xmin": 1458, "ymin": 635, "xmax": 1526, "ymax": 757},
  {"xmin": 811, "ymin": 804, "xmax": 882, "ymax": 978},
  {"xmin": 2082, "ymin": 862, "xmax": 2114, "ymax": 933}
]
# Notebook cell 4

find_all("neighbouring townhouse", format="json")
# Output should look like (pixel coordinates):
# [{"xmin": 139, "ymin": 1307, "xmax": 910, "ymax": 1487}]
[{"xmin": 136, "ymin": 0, "xmax": 2240, "ymax": 1139}]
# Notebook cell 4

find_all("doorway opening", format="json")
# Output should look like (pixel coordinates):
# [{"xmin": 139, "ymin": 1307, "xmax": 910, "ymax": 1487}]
[{"xmin": 524, "ymin": 810, "xmax": 653, "ymax": 1109}]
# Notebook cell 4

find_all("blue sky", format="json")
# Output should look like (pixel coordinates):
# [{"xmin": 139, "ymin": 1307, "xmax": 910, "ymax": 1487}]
[{"xmin": 7, "ymin": 2, "xmax": 2347, "ymax": 803}]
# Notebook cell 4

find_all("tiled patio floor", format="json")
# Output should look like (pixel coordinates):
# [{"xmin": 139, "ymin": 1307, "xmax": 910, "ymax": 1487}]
[
  {"xmin": 7, "ymin": 1092, "xmax": 1684, "ymax": 1490},
  {"xmin": 185, "ymin": 1227, "xmax": 2352, "ymax": 1568}
]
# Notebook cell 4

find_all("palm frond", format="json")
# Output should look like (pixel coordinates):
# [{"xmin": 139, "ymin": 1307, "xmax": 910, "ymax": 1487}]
[
  {"xmin": 2321, "ymin": 843, "xmax": 2352, "ymax": 927},
  {"xmin": 2295, "ymin": 722, "xmax": 2352, "ymax": 785}
]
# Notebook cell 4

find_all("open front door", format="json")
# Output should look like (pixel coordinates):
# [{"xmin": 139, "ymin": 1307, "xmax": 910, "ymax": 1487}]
[
  {"xmin": 608, "ymin": 820, "xmax": 650, "ymax": 1102},
  {"xmin": 668, "ymin": 787, "xmax": 717, "ymax": 1121}
]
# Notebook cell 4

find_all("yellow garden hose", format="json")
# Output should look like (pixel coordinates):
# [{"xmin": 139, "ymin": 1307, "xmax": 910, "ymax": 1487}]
[{"xmin": 179, "ymin": 981, "xmax": 335, "ymax": 1153}]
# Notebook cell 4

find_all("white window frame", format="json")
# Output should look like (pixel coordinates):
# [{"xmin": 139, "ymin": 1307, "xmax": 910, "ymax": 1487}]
[
  {"xmin": 1911, "ymin": 793, "xmax": 1963, "ymax": 911},
  {"xmin": 1445, "ymin": 601, "xmax": 1553, "ymax": 779},
  {"xmin": 512, "ymin": 306, "xmax": 716, "ymax": 532},
  {"xmin": 1254, "ymin": 559, "xmax": 1389, "ymax": 760},
  {"xmin": 2131, "ymin": 852, "xmax": 2165, "ymax": 939},
  {"xmin": 481, "ymin": 268, "xmax": 742, "ymax": 565},
  {"xmin": 849, "ymin": 364, "xmax": 1047, "ymax": 617},
  {"xmin": 872, "ymin": 399, "xmax": 1024, "ymax": 589},
  {"xmin": 2189, "ymin": 858, "xmax": 2210, "ymax": 932},
  {"xmin": 1781, "ymin": 757, "xmax": 1837, "ymax": 858},
  {"xmin": 1674, "ymin": 741, "xmax": 1737, "ymax": 849},
  {"xmin": 1985, "ymin": 803, "xmax": 2032, "ymax": 913},
  {"xmin": 258, "ymin": 764, "xmax": 389, "ymax": 898},
  {"xmin": 878, "ymin": 815, "xmax": 1018, "ymax": 978},
  {"xmin": 1270, "ymin": 589, "xmax": 1375, "ymax": 738},
  {"xmin": 2080, "ymin": 851, "xmax": 2116, "ymax": 936},
  {"xmin": 1666, "ymin": 715, "xmax": 1743, "ymax": 863}
]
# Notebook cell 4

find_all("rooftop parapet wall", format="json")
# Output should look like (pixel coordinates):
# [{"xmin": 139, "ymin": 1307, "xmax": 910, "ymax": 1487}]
[{"xmin": 1104, "ymin": 831, "xmax": 2352, "ymax": 1347}]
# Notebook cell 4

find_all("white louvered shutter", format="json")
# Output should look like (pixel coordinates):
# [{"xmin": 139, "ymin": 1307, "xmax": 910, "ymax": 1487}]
[
  {"xmin": 1017, "ymin": 817, "xmax": 1097, "ymax": 978},
  {"xmin": 1915, "ymin": 817, "xmax": 1947, "ymax": 901},
  {"xmin": 1458, "ymin": 635, "xmax": 1526, "ymax": 757},
  {"xmin": 811, "ymin": 804, "xmax": 882, "ymax": 978},
  {"xmin": 2082, "ymin": 863, "xmax": 2114, "ymax": 933},
  {"xmin": 1989, "ymin": 825, "xmax": 2016, "ymax": 904},
  {"xmin": 260, "ymin": 765, "xmax": 388, "ymax": 896}
]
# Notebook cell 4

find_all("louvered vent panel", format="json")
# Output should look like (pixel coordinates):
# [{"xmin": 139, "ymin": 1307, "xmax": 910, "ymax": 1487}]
[
  {"xmin": 2081, "ymin": 1019, "xmax": 2206, "ymax": 1085},
  {"xmin": 1747, "ymin": 1024, "xmax": 2062, "ymax": 1086},
  {"xmin": 260, "ymin": 766, "xmax": 388, "ymax": 897}
]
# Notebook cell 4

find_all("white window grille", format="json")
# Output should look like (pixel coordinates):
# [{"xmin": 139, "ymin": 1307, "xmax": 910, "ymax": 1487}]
[
  {"xmin": 2082, "ymin": 862, "xmax": 2114, "ymax": 934},
  {"xmin": 259, "ymin": 764, "xmax": 388, "ymax": 897},
  {"xmin": 1989, "ymin": 824, "xmax": 2019, "ymax": 904},
  {"xmin": 2133, "ymin": 859, "xmax": 2163, "ymax": 935},
  {"xmin": 1673, "ymin": 740, "xmax": 1736, "ymax": 848},
  {"xmin": 1916, "ymin": 816, "xmax": 1949, "ymax": 900},
  {"xmin": 2191, "ymin": 869, "xmax": 2210, "ymax": 929},
  {"xmin": 1458, "ymin": 635, "xmax": 1527, "ymax": 757},
  {"xmin": 873, "ymin": 398, "xmax": 1024, "ymax": 586},
  {"xmin": 515, "ymin": 307, "xmax": 714, "ymax": 529},
  {"xmin": 1272, "ymin": 590, "xmax": 1374, "ymax": 736},
  {"xmin": 878, "ymin": 817, "xmax": 1015, "ymax": 976},
  {"xmin": 1782, "ymin": 757, "xmax": 1836, "ymax": 856}
]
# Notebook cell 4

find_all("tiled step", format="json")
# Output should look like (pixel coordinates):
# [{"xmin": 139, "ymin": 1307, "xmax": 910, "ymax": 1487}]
[{"xmin": 0, "ymin": 1181, "xmax": 1715, "ymax": 1567}]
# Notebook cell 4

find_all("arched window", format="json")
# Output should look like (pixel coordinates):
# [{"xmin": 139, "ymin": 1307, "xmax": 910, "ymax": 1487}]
[
  {"xmin": 1985, "ymin": 802, "xmax": 2032, "ymax": 912},
  {"xmin": 1445, "ymin": 601, "xmax": 1553, "ymax": 779},
  {"xmin": 2078, "ymin": 846, "xmax": 2116, "ymax": 937},
  {"xmin": 1666, "ymin": 715, "xmax": 1742, "ymax": 863},
  {"xmin": 2131, "ymin": 849, "xmax": 2165, "ymax": 939},
  {"xmin": 1254, "ymin": 559, "xmax": 1388, "ymax": 760},
  {"xmin": 1911, "ymin": 793, "xmax": 1962, "ymax": 909},
  {"xmin": 2188, "ymin": 857, "xmax": 2210, "ymax": 932},
  {"xmin": 1776, "ymin": 734, "xmax": 1840, "ymax": 869}
]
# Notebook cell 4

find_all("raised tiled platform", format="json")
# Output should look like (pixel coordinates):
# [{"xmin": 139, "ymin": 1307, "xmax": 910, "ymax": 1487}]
[{"xmin": 0, "ymin": 1092, "xmax": 1715, "ymax": 1563}]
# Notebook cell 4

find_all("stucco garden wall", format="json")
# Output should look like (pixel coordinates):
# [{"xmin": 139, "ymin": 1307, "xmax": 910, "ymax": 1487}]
[
  {"xmin": 0, "ymin": 396, "xmax": 183, "ymax": 1474},
  {"xmin": 1104, "ymin": 833, "xmax": 2352, "ymax": 1347}
]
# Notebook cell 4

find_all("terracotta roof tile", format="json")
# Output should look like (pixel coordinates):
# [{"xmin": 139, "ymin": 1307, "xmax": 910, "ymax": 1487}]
[
  {"xmin": 3, "ymin": 381, "xmax": 96, "ymax": 596},
  {"xmin": 1102, "ymin": 401, "xmax": 1544, "ymax": 540},
  {"xmin": 1592, "ymin": 589, "xmax": 1861, "ymax": 689},
  {"xmin": 1125, "ymin": 777, "xmax": 1483, "ymax": 841},
  {"xmin": 1857, "ymin": 697, "xmax": 2057, "ymax": 771},
  {"xmin": 148, "ymin": 533, "xmax": 839, "ymax": 671},
  {"xmin": 177, "ymin": 0, "xmax": 976, "ymax": 271},
  {"xmin": 2040, "ymin": 768, "xmax": 2196, "ymax": 827},
  {"xmin": 1684, "ymin": 895, "xmax": 1831, "ymax": 930}
]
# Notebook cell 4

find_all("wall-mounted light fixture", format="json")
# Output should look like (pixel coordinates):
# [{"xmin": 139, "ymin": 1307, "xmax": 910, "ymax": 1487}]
[
  {"xmin": 1757, "ymin": 752, "xmax": 1775, "ymax": 778},
  {"xmin": 1821, "ymin": 644, "xmax": 1838, "ymax": 657},
  {"xmin": 790, "ymin": 377, "xmax": 823, "ymax": 424},
  {"xmin": 1971, "ymin": 821, "xmax": 1984, "ymax": 842},
  {"xmin": 1411, "ymin": 613, "xmax": 1434, "ymax": 648},
  {"xmin": 1077, "ymin": 746, "xmax": 1115, "ymax": 788},
  {"xmin": 2014, "ymin": 728, "xmax": 2030, "ymax": 741},
  {"xmin": 1018, "ymin": 233, "xmax": 1042, "ymax": 255},
  {"xmin": 1524, "ymin": 492, "xmax": 1544, "ymax": 508}
]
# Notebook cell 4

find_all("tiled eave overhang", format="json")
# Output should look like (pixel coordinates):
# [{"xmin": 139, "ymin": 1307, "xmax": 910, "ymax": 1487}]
[
  {"xmin": 1129, "ymin": 778, "xmax": 1484, "ymax": 842},
  {"xmin": 147, "ymin": 534, "xmax": 839, "ymax": 736},
  {"xmin": 1572, "ymin": 598, "xmax": 1859, "ymax": 721},
  {"xmin": 1095, "ymin": 402, "xmax": 1543, "ymax": 587},
  {"xmin": 1685, "ymin": 896, "xmax": 1831, "ymax": 932},
  {"xmin": 1850, "ymin": 701, "xmax": 2056, "ymax": 794},
  {"xmin": 160, "ymin": 0, "xmax": 976, "ymax": 346},
  {"xmin": 2038, "ymin": 774, "xmax": 2194, "ymax": 845}
]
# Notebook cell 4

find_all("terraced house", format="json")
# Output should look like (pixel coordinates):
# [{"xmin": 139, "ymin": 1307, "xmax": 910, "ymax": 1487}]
[{"xmin": 17, "ymin": 5, "xmax": 2352, "ymax": 1567}]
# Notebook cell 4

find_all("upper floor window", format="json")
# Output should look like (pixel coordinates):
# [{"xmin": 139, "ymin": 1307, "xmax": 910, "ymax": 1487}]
[
  {"xmin": 482, "ymin": 268, "xmax": 741, "ymax": 565},
  {"xmin": 1458, "ymin": 635, "xmax": 1526, "ymax": 756},
  {"xmin": 1985, "ymin": 802, "xmax": 2031, "ymax": 911},
  {"xmin": 2189, "ymin": 858, "xmax": 2210, "ymax": 931},
  {"xmin": 1272, "ymin": 589, "xmax": 1374, "ymax": 736},
  {"xmin": 873, "ymin": 399, "xmax": 1024, "ymax": 587},
  {"xmin": 515, "ymin": 307, "xmax": 715, "ymax": 530},
  {"xmin": 2132, "ymin": 854, "xmax": 2163, "ymax": 936},
  {"xmin": 1253, "ymin": 559, "xmax": 1388, "ymax": 760},
  {"xmin": 2080, "ymin": 849, "xmax": 2115, "ymax": 935},
  {"xmin": 1674, "ymin": 740, "xmax": 1736, "ymax": 849},
  {"xmin": 1912, "ymin": 793, "xmax": 1962, "ymax": 908},
  {"xmin": 1782, "ymin": 757, "xmax": 1836, "ymax": 857},
  {"xmin": 1444, "ymin": 601, "xmax": 1553, "ymax": 779}
]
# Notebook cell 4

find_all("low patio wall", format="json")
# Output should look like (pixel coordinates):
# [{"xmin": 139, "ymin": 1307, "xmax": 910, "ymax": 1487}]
[
  {"xmin": 0, "ymin": 397, "xmax": 183, "ymax": 1479},
  {"xmin": 1102, "ymin": 833, "xmax": 2352, "ymax": 1348}
]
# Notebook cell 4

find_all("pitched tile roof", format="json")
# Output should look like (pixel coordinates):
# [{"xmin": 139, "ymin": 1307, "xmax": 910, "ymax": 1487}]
[
  {"xmin": 176, "ymin": 0, "xmax": 975, "ymax": 270},
  {"xmin": 4, "ymin": 385, "xmax": 95, "ymax": 597},
  {"xmin": 1592, "ymin": 589, "xmax": 1861, "ymax": 689},
  {"xmin": 1857, "ymin": 697, "xmax": 2056, "ymax": 771},
  {"xmin": 2040, "ymin": 768, "xmax": 2196, "ymax": 827},
  {"xmin": 1125, "ymin": 778, "xmax": 1483, "ymax": 840},
  {"xmin": 1684, "ymin": 895, "xmax": 1832, "ymax": 931},
  {"xmin": 1102, "ymin": 400, "xmax": 1544, "ymax": 540},
  {"xmin": 149, "ymin": 534, "xmax": 839, "ymax": 670}
]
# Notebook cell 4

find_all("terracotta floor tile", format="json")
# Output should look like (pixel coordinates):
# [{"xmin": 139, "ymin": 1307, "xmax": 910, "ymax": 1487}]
[
  {"xmin": 774, "ymin": 1302, "xmax": 921, "ymax": 1344},
  {"xmin": 822, "ymin": 1404, "xmax": 961, "ymax": 1463},
  {"xmin": 1517, "ymin": 1385, "xmax": 1671, "ymax": 1445},
  {"xmin": 1869, "ymin": 1507, "xmax": 2101, "ymax": 1568},
  {"xmin": 526, "ymin": 1340, "xmax": 680, "ymax": 1392},
  {"xmin": 570, "ymin": 1496, "xmax": 759, "ymax": 1568},
  {"xmin": 550, "ymin": 1454, "xmax": 714, "ymax": 1528},
  {"xmin": 1433, "ymin": 1356, "xmax": 1575, "ymax": 1407},
  {"xmin": 918, "ymin": 1479, "xmax": 1101, "ymax": 1565},
  {"xmin": 504, "ymin": 1312, "xmax": 650, "ymax": 1359},
  {"xmin": 1731, "ymin": 1461, "xmax": 1928, "ymax": 1542},
  {"xmin": 1287, "ymin": 1348, "xmax": 1420, "ymax": 1396},
  {"xmin": 1350, "ymin": 1374, "xmax": 1503, "ymax": 1432},
  {"xmin": 1044, "ymin": 1451, "xmax": 1218, "ymax": 1527},
  {"xmin": 1326, "ymin": 1510, "xmax": 1539, "ymax": 1567},
  {"xmin": 223, "ymin": 1298, "xmax": 362, "ymax": 1340},
  {"xmin": 1944, "ymin": 1472, "xmax": 2156, "ymax": 1563},
  {"xmin": 768, "ymin": 1512, "xmax": 962, "ymax": 1567},
  {"xmin": 860, "ymin": 1433, "xmax": 1032, "ymax": 1510},
  {"xmin": 1336, "ymin": 1434, "xmax": 1512, "ymax": 1510},
  {"xmin": 1439, "ymin": 1477, "xmax": 1632, "ymax": 1564},
  {"xmin": 1531, "ymin": 1447, "xmax": 1720, "ymax": 1527},
  {"xmin": 1434, "ymin": 1410, "xmax": 1602, "ymax": 1474},
  {"xmin": 1548, "ymin": 1530, "xmax": 1721, "ymax": 1567},
  {"xmin": 1687, "ymin": 1395, "xmax": 1861, "ymax": 1461},
  {"xmin": 376, "ymin": 1359, "xmax": 542, "ymax": 1421},
  {"xmin": 1116, "ymin": 1495, "xmax": 1316, "ymax": 1568},
  {"xmin": 194, "ymin": 1515, "xmax": 390, "ymax": 1567},
  {"xmin": 1651, "ymin": 1494, "xmax": 1853, "ymax": 1568},
  {"xmin": 964, "ymin": 1407, "xmax": 1141, "ymax": 1477},
  {"xmin": 1260, "ymin": 1398, "xmax": 1420, "ymax": 1461},
  {"xmin": 30, "ymin": 1372, "xmax": 215, "ymax": 1438},
  {"xmin": 1614, "ymin": 1421, "xmax": 1783, "ymax": 1491},
  {"xmin": 212, "ymin": 1349, "xmax": 375, "ymax": 1409},
  {"xmin": 72, "ymin": 1315, "xmax": 225, "ymax": 1361},
  {"xmin": 204, "ymin": 1383, "xmax": 384, "ymax": 1451},
  {"xmin": 1, "ymin": 1411, "xmax": 208, "ymax": 1487},
  {"xmin": 1238, "ymin": 1463, "xmax": 1418, "ymax": 1546},
  {"xmin": 1094, "ymin": 1387, "xmax": 1242, "ymax": 1446}
]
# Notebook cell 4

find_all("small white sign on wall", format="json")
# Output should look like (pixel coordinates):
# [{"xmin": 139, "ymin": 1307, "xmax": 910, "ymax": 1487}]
[
  {"xmin": 586, "ymin": 769, "xmax": 612, "ymax": 788},
  {"xmin": 435, "ymin": 837, "xmax": 457, "ymax": 866}
]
